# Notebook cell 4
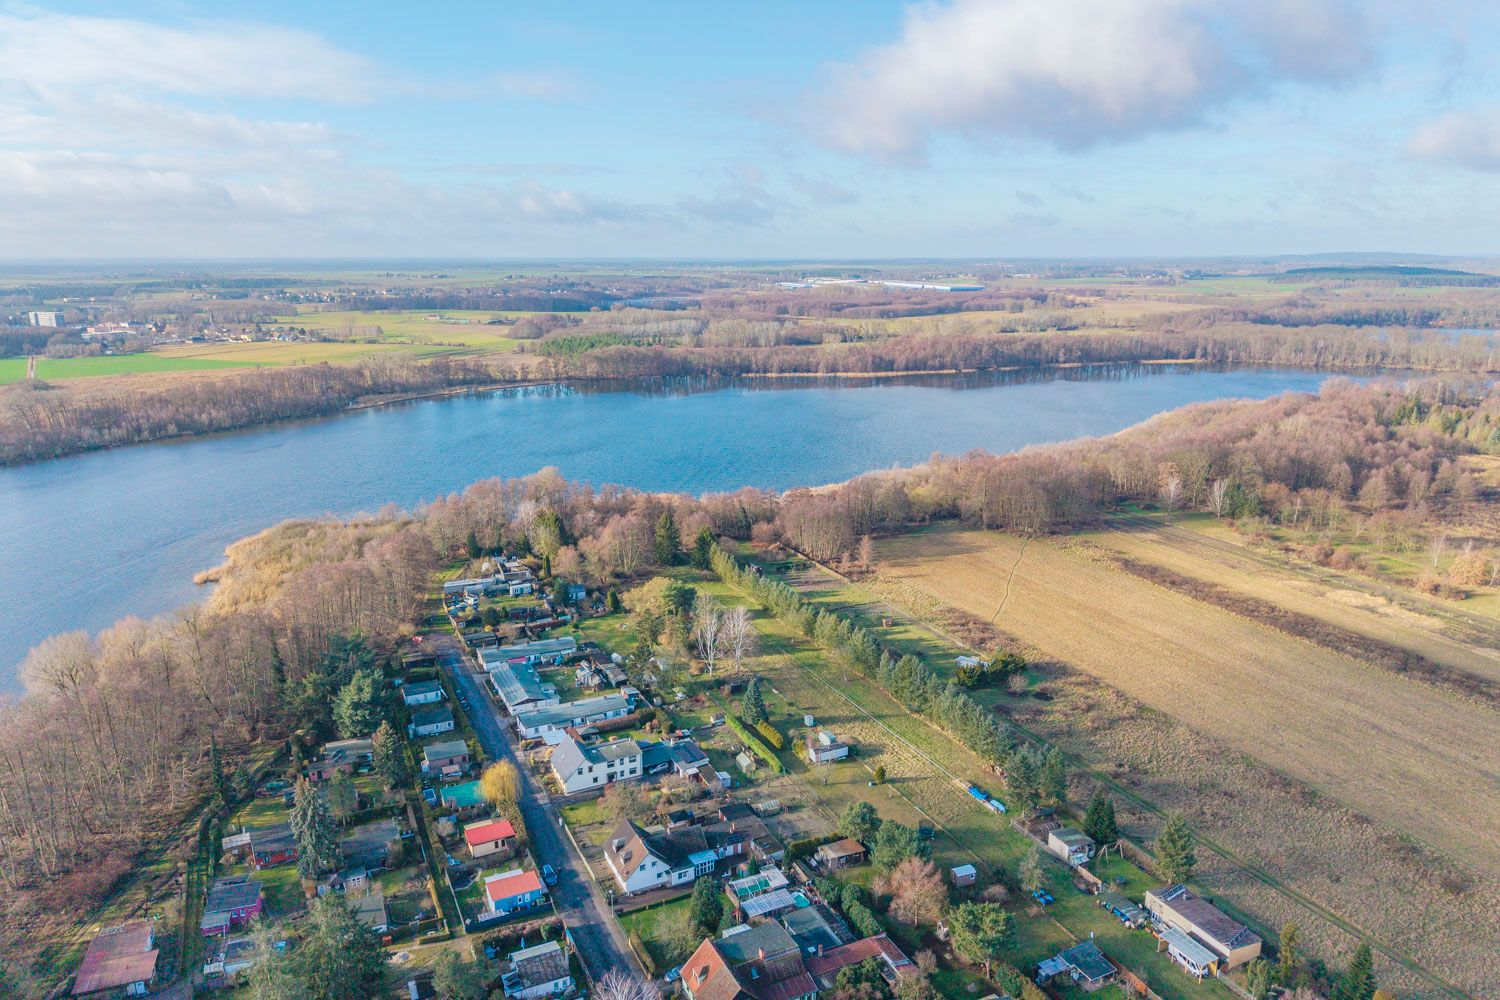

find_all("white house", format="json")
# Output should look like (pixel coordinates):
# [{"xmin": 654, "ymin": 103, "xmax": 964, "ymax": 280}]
[
  {"xmin": 407, "ymin": 705, "xmax": 455, "ymax": 739},
  {"xmin": 550, "ymin": 735, "xmax": 642, "ymax": 794},
  {"xmin": 603, "ymin": 818, "xmax": 745, "ymax": 894},
  {"xmin": 488, "ymin": 636, "xmax": 578, "ymax": 666},
  {"xmin": 401, "ymin": 680, "xmax": 446, "ymax": 706},
  {"xmin": 805, "ymin": 730, "xmax": 850, "ymax": 764},
  {"xmin": 482, "ymin": 658, "xmax": 561, "ymax": 715},
  {"xmin": 502, "ymin": 941, "xmax": 573, "ymax": 999},
  {"xmin": 513, "ymin": 690, "xmax": 636, "ymax": 742}
]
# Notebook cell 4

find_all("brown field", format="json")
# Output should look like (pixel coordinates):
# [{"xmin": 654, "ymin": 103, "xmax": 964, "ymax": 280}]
[
  {"xmin": 873, "ymin": 527, "xmax": 1500, "ymax": 878},
  {"xmin": 848, "ymin": 544, "xmax": 1500, "ymax": 997},
  {"xmin": 1086, "ymin": 516, "xmax": 1500, "ymax": 685}
]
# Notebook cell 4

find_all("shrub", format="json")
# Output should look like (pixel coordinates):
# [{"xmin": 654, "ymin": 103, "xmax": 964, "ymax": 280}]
[
  {"xmin": 788, "ymin": 834, "xmax": 842, "ymax": 862},
  {"xmin": 755, "ymin": 720, "xmax": 785, "ymax": 750},
  {"xmin": 723, "ymin": 711, "xmax": 784, "ymax": 773},
  {"xmin": 630, "ymin": 930, "xmax": 655, "ymax": 975},
  {"xmin": 844, "ymin": 900, "xmax": 883, "ymax": 938}
]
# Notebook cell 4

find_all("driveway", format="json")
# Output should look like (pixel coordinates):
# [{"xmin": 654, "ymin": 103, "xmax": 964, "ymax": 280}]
[{"xmin": 436, "ymin": 641, "xmax": 642, "ymax": 984}]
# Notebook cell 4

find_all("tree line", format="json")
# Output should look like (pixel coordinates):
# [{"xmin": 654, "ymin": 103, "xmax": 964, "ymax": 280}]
[{"xmin": 3, "ymin": 379, "xmax": 1494, "ymax": 972}]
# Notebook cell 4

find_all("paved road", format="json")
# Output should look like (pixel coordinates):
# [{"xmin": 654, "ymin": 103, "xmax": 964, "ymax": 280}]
[{"xmin": 438, "ymin": 642, "xmax": 641, "ymax": 984}]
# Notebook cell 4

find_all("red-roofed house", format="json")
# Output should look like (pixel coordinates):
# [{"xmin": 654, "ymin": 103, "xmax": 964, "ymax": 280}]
[
  {"xmin": 72, "ymin": 920, "xmax": 159, "ymax": 997},
  {"xmin": 682, "ymin": 922, "xmax": 817, "ymax": 1000},
  {"xmin": 463, "ymin": 818, "xmax": 518, "ymax": 859},
  {"xmin": 484, "ymin": 868, "xmax": 547, "ymax": 916},
  {"xmin": 805, "ymin": 934, "xmax": 916, "ymax": 990}
]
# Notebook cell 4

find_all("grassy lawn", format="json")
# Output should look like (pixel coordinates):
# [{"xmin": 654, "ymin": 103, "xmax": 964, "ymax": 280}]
[
  {"xmin": 560, "ymin": 798, "xmax": 608, "ymax": 829},
  {"xmin": 618, "ymin": 896, "xmax": 694, "ymax": 973}
]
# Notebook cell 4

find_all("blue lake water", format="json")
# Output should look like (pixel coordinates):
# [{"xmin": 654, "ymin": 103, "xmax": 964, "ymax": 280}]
[{"xmin": 0, "ymin": 364, "xmax": 1389, "ymax": 689}]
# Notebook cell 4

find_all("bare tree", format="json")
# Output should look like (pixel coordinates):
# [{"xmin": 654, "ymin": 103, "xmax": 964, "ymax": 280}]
[
  {"xmin": 595, "ymin": 970, "xmax": 662, "ymax": 1000},
  {"xmin": 722, "ymin": 606, "xmax": 758, "ymax": 672},
  {"xmin": 1209, "ymin": 478, "xmax": 1230, "ymax": 518},
  {"xmin": 1428, "ymin": 532, "xmax": 1449, "ymax": 569},
  {"xmin": 692, "ymin": 595, "xmax": 723, "ymax": 675},
  {"xmin": 1160, "ymin": 475, "xmax": 1184, "ymax": 518}
]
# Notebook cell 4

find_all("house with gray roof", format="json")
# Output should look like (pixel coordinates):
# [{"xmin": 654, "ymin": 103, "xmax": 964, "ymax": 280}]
[
  {"xmin": 513, "ymin": 690, "xmax": 636, "ymax": 742},
  {"xmin": 550, "ymin": 734, "xmax": 643, "ymax": 794}
]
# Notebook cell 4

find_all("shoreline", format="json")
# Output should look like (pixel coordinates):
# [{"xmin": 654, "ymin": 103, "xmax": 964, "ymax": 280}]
[{"xmin": 0, "ymin": 359, "xmax": 1460, "ymax": 470}]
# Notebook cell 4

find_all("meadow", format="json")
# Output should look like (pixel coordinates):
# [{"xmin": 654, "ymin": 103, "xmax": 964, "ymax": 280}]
[
  {"xmin": 0, "ymin": 353, "xmax": 255, "ymax": 384},
  {"xmin": 872, "ymin": 526, "xmax": 1500, "ymax": 876},
  {"xmin": 857, "ymin": 525, "xmax": 1500, "ymax": 997}
]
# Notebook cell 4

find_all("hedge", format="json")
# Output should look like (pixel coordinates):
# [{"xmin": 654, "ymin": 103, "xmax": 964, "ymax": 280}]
[
  {"xmin": 755, "ymin": 720, "xmax": 785, "ymax": 750},
  {"xmin": 721, "ymin": 709, "xmax": 784, "ymax": 774},
  {"xmin": 788, "ymin": 834, "xmax": 844, "ymax": 862},
  {"xmin": 630, "ymin": 930, "xmax": 656, "ymax": 975}
]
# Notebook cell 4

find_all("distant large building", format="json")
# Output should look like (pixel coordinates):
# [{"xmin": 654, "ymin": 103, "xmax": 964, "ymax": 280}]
[{"xmin": 28, "ymin": 310, "xmax": 60, "ymax": 327}]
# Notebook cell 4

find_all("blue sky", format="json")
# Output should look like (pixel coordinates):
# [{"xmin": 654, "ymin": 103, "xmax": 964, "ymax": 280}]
[{"xmin": 2, "ymin": 0, "xmax": 1499, "ymax": 258}]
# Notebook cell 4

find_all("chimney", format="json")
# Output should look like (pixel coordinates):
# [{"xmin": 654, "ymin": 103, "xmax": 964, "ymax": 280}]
[
  {"xmin": 817, "ymin": 944, "xmax": 824, "ymax": 957},
  {"xmin": 758, "ymin": 947, "xmax": 766, "ymax": 961}
]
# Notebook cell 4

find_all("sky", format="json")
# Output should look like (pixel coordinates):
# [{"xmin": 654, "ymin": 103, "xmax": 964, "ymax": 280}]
[{"xmin": 2, "ymin": 0, "xmax": 1500, "ymax": 259}]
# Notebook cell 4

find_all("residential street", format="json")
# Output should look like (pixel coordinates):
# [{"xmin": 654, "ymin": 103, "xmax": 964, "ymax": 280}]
[{"xmin": 437, "ymin": 642, "xmax": 642, "ymax": 985}]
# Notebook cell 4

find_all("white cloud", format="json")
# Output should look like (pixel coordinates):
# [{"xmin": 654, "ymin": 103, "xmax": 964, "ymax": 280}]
[
  {"xmin": 812, "ymin": 0, "xmax": 1374, "ymax": 160},
  {"xmin": 1408, "ymin": 107, "xmax": 1500, "ymax": 172},
  {"xmin": 0, "ymin": 10, "xmax": 376, "ymax": 101}
]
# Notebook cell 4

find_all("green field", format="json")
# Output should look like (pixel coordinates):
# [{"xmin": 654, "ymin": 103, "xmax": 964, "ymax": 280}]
[{"xmin": 0, "ymin": 353, "xmax": 257, "ymax": 384}]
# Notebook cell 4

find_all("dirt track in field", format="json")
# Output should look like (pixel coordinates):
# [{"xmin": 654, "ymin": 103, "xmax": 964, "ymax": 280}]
[{"xmin": 875, "ymin": 526, "xmax": 1500, "ymax": 877}]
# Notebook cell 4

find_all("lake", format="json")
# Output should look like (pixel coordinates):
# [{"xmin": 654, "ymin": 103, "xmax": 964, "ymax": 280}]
[{"xmin": 0, "ymin": 364, "xmax": 1385, "ymax": 689}]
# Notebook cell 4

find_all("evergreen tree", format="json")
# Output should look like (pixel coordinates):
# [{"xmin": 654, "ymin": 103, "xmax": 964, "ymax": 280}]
[
  {"xmin": 840, "ymin": 801, "xmax": 881, "ymax": 843},
  {"xmin": 1246, "ymin": 960, "xmax": 1274, "ymax": 1000},
  {"xmin": 1008, "ymin": 749, "xmax": 1040, "ymax": 817},
  {"xmin": 1332, "ymin": 944, "xmax": 1376, "ymax": 1000},
  {"xmin": 1277, "ymin": 923, "xmax": 1301, "ymax": 985},
  {"xmin": 208, "ymin": 737, "xmax": 228, "ymax": 803},
  {"xmin": 834, "ymin": 958, "xmax": 894, "ymax": 1000},
  {"xmin": 1154, "ymin": 812, "xmax": 1197, "ymax": 884},
  {"xmin": 243, "ymin": 923, "xmax": 300, "ymax": 1000},
  {"xmin": 741, "ymin": 676, "xmax": 768, "ymax": 725},
  {"xmin": 1082, "ymin": 793, "xmax": 1118, "ymax": 847},
  {"xmin": 948, "ymin": 901, "xmax": 1011, "ymax": 978},
  {"xmin": 655, "ymin": 510, "xmax": 681, "ymax": 565},
  {"xmin": 465, "ymin": 531, "xmax": 482, "ymax": 559},
  {"xmin": 332, "ymin": 669, "xmax": 383, "ymax": 739},
  {"xmin": 691, "ymin": 876, "xmax": 724, "ymax": 937},
  {"xmin": 372, "ymin": 721, "xmax": 409, "ymax": 790},
  {"xmin": 290, "ymin": 895, "xmax": 387, "ymax": 1000},
  {"xmin": 230, "ymin": 763, "xmax": 255, "ymax": 803},
  {"xmin": 290, "ymin": 778, "xmax": 339, "ymax": 879},
  {"xmin": 872, "ymin": 821, "xmax": 927, "ymax": 871},
  {"xmin": 691, "ymin": 526, "xmax": 717, "ymax": 569},
  {"xmin": 552, "ymin": 579, "xmax": 572, "ymax": 605},
  {"xmin": 325, "ymin": 772, "xmax": 358, "ymax": 821},
  {"xmin": 1039, "ymin": 747, "xmax": 1068, "ymax": 806},
  {"xmin": 270, "ymin": 645, "xmax": 287, "ymax": 691},
  {"xmin": 607, "ymin": 588, "xmax": 622, "ymax": 613}
]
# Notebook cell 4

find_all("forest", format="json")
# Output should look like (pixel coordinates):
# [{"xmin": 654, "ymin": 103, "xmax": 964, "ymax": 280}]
[{"xmin": 2, "ymin": 377, "xmax": 1495, "ymax": 967}]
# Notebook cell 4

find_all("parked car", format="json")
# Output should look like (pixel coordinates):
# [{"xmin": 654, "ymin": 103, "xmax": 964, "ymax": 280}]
[
  {"xmin": 1031, "ymin": 889, "xmax": 1055, "ymax": 906},
  {"xmin": 541, "ymin": 864, "xmax": 558, "ymax": 886}
]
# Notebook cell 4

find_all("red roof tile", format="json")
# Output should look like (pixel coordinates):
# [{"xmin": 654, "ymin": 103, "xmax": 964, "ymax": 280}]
[
  {"xmin": 485, "ymin": 869, "xmax": 543, "ymax": 902},
  {"xmin": 463, "ymin": 819, "xmax": 516, "ymax": 847}
]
